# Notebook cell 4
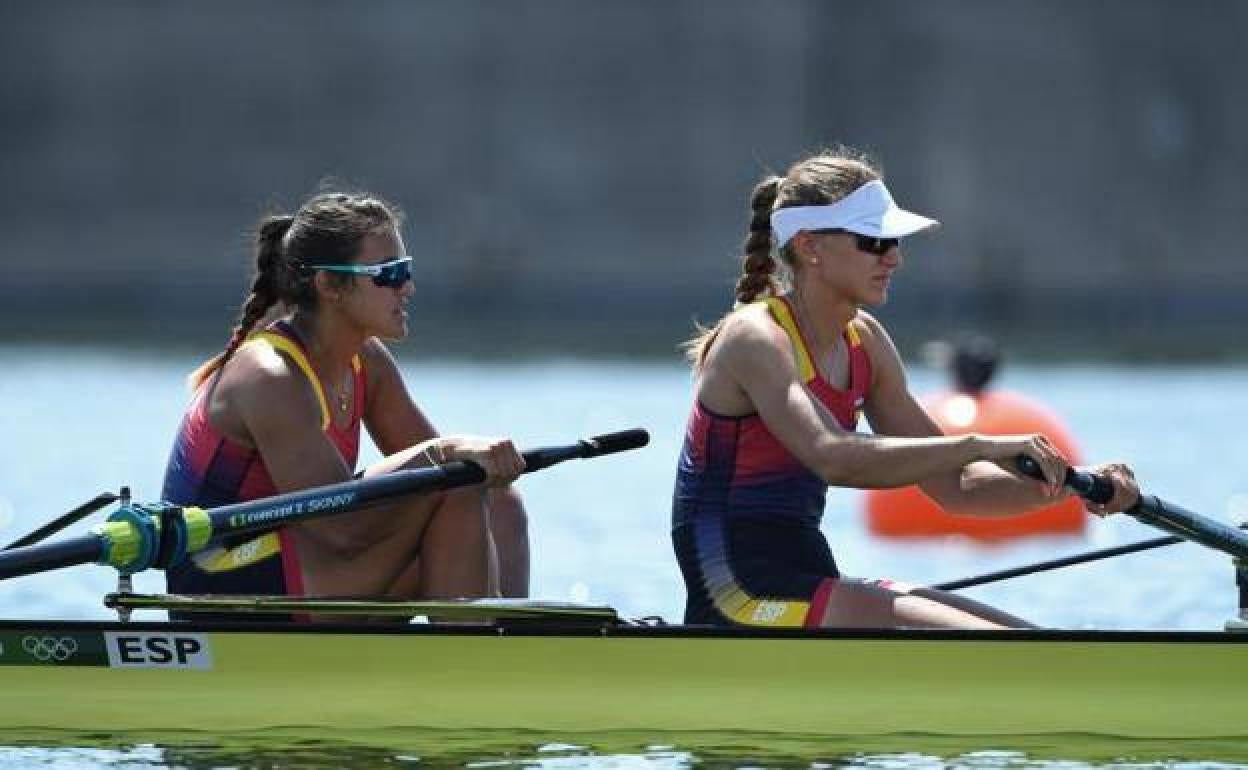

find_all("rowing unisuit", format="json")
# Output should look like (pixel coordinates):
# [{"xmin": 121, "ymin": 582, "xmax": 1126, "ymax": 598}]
[
  {"xmin": 671, "ymin": 296, "xmax": 872, "ymax": 627},
  {"xmin": 161, "ymin": 320, "xmax": 364, "ymax": 617}
]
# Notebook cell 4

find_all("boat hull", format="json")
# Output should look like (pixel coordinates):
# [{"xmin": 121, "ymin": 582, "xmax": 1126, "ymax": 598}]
[{"xmin": 2, "ymin": 620, "xmax": 1245, "ymax": 739}]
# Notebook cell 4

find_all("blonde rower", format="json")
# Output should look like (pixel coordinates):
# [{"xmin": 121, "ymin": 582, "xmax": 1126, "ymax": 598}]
[{"xmin": 672, "ymin": 148, "xmax": 1139, "ymax": 629}]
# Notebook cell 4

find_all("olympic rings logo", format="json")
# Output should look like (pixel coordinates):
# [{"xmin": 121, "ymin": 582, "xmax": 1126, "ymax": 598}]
[{"xmin": 21, "ymin": 635, "xmax": 79, "ymax": 662}]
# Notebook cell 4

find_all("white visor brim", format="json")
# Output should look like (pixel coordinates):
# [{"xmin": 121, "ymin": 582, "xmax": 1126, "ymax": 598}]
[{"xmin": 770, "ymin": 180, "xmax": 939, "ymax": 247}]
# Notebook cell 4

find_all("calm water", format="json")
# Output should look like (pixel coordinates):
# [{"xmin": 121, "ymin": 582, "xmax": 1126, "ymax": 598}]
[
  {"xmin": 3, "ymin": 345, "xmax": 1248, "ymax": 768},
  {"xmin": 3, "ymin": 736, "xmax": 1248, "ymax": 769}
]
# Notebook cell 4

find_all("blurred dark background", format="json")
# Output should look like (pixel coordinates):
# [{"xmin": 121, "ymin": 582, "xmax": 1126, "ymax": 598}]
[{"xmin": 2, "ymin": 1, "xmax": 1246, "ymax": 358}]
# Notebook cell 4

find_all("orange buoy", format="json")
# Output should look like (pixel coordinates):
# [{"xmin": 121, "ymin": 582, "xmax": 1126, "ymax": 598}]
[{"xmin": 864, "ymin": 389, "xmax": 1087, "ymax": 540}]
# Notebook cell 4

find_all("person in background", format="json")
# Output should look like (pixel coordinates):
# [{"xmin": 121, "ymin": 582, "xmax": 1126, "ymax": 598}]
[
  {"xmin": 673, "ymin": 147, "xmax": 1138, "ymax": 629},
  {"xmin": 924, "ymin": 332, "xmax": 1001, "ymax": 396},
  {"xmin": 163, "ymin": 191, "xmax": 529, "ymax": 618}
]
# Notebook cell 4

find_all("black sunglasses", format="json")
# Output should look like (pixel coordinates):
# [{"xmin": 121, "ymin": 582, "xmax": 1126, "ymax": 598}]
[
  {"xmin": 812, "ymin": 229, "xmax": 899, "ymax": 256},
  {"xmin": 305, "ymin": 257, "xmax": 413, "ymax": 288}
]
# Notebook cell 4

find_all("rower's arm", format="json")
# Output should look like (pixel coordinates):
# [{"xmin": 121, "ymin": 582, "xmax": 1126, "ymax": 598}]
[
  {"xmin": 357, "ymin": 341, "xmax": 526, "ymax": 568},
  {"xmin": 720, "ymin": 312, "xmax": 986, "ymax": 489},
  {"xmin": 360, "ymin": 338, "xmax": 439, "ymax": 457},
  {"xmin": 857, "ymin": 315, "xmax": 1061, "ymax": 516}
]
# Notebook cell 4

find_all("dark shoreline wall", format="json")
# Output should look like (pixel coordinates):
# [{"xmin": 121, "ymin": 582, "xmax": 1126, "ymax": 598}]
[{"xmin": 3, "ymin": 2, "xmax": 1246, "ymax": 358}]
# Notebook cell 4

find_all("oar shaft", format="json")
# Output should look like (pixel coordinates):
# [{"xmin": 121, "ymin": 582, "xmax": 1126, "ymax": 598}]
[
  {"xmin": 0, "ymin": 535, "xmax": 105, "ymax": 580},
  {"xmin": 207, "ymin": 464, "xmax": 479, "ymax": 538},
  {"xmin": 1127, "ymin": 494, "xmax": 1248, "ymax": 560},
  {"xmin": 207, "ymin": 429, "xmax": 650, "ymax": 539},
  {"xmin": 934, "ymin": 534, "xmax": 1184, "ymax": 591},
  {"xmin": 4, "ymin": 492, "xmax": 119, "ymax": 550}
]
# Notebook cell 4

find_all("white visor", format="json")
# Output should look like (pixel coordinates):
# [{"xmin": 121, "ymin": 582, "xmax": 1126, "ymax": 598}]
[{"xmin": 769, "ymin": 180, "xmax": 939, "ymax": 248}]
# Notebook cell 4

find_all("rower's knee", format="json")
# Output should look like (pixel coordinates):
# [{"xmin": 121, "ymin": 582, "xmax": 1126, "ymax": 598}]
[
  {"xmin": 437, "ymin": 487, "xmax": 492, "ymax": 534},
  {"xmin": 487, "ymin": 487, "xmax": 530, "ymax": 597},
  {"xmin": 488, "ymin": 487, "xmax": 528, "ymax": 541}
]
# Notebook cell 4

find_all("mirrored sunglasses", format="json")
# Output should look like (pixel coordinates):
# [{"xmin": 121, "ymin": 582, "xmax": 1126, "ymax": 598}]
[{"xmin": 306, "ymin": 256, "xmax": 413, "ymax": 288}]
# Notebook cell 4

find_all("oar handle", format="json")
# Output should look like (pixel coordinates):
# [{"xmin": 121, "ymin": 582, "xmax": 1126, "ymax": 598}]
[
  {"xmin": 1015, "ymin": 455, "xmax": 1114, "ymax": 503},
  {"xmin": 1015, "ymin": 454, "xmax": 1248, "ymax": 560},
  {"xmin": 521, "ymin": 428, "xmax": 650, "ymax": 472}
]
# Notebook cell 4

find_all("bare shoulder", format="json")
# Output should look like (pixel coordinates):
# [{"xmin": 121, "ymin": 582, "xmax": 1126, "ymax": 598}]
[
  {"xmin": 850, "ymin": 309, "xmax": 886, "ymax": 343},
  {"xmin": 359, "ymin": 336, "xmax": 402, "ymax": 383},
  {"xmin": 360, "ymin": 336, "xmax": 397, "ymax": 368},
  {"xmin": 228, "ymin": 338, "xmax": 298, "ymax": 383},
  {"xmin": 220, "ymin": 340, "xmax": 320, "ymax": 420},
  {"xmin": 701, "ymin": 301, "xmax": 800, "ymax": 407},
  {"xmin": 713, "ymin": 302, "xmax": 789, "ymax": 360},
  {"xmin": 850, "ymin": 310, "xmax": 903, "ymax": 364},
  {"xmin": 849, "ymin": 310, "xmax": 908, "ymax": 398}
]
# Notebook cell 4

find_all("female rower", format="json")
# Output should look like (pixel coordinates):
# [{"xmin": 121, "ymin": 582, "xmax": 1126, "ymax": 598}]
[
  {"xmin": 672, "ymin": 148, "xmax": 1139, "ymax": 629},
  {"xmin": 162, "ymin": 191, "xmax": 529, "ymax": 615}
]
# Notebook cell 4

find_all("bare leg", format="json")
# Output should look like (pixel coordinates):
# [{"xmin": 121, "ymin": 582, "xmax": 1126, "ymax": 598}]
[
  {"xmin": 415, "ymin": 486, "xmax": 498, "ymax": 598},
  {"xmin": 294, "ymin": 485, "xmax": 497, "ymax": 600},
  {"xmin": 357, "ymin": 490, "xmax": 499, "ymax": 622},
  {"xmin": 487, "ymin": 486, "xmax": 529, "ymax": 597},
  {"xmin": 383, "ymin": 554, "xmax": 422, "ymax": 600},
  {"xmin": 906, "ymin": 585, "xmax": 1036, "ymax": 628},
  {"xmin": 294, "ymin": 500, "xmax": 433, "ymax": 598},
  {"xmin": 820, "ymin": 578, "xmax": 1035, "ymax": 629}
]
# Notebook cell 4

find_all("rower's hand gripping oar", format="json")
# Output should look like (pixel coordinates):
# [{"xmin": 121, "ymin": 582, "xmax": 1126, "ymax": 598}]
[
  {"xmin": 1016, "ymin": 456, "xmax": 1248, "ymax": 560},
  {"xmin": 0, "ymin": 428, "xmax": 650, "ymax": 582}
]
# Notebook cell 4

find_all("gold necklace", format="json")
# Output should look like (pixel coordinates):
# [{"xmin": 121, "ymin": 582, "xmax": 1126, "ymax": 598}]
[
  {"xmin": 286, "ymin": 317, "xmax": 351, "ymax": 414},
  {"xmin": 334, "ymin": 370, "xmax": 352, "ymax": 412}
]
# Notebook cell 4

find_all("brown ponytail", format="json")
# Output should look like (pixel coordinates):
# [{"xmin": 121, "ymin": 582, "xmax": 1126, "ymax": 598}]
[
  {"xmin": 187, "ymin": 215, "xmax": 293, "ymax": 389},
  {"xmin": 734, "ymin": 176, "xmax": 783, "ymax": 305},
  {"xmin": 681, "ymin": 176, "xmax": 784, "ymax": 368}
]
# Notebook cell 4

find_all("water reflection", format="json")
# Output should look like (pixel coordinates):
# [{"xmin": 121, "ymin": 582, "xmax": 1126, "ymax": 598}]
[{"xmin": 3, "ymin": 733, "xmax": 1248, "ymax": 770}]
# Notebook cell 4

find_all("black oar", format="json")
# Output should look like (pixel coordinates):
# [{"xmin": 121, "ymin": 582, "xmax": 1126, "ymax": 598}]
[
  {"xmin": 935, "ymin": 534, "xmax": 1188, "ymax": 591},
  {"xmin": 3, "ymin": 492, "xmax": 119, "ymax": 550},
  {"xmin": 935, "ymin": 457, "xmax": 1248, "ymax": 591},
  {"xmin": 0, "ymin": 428, "xmax": 649, "ymax": 581}
]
